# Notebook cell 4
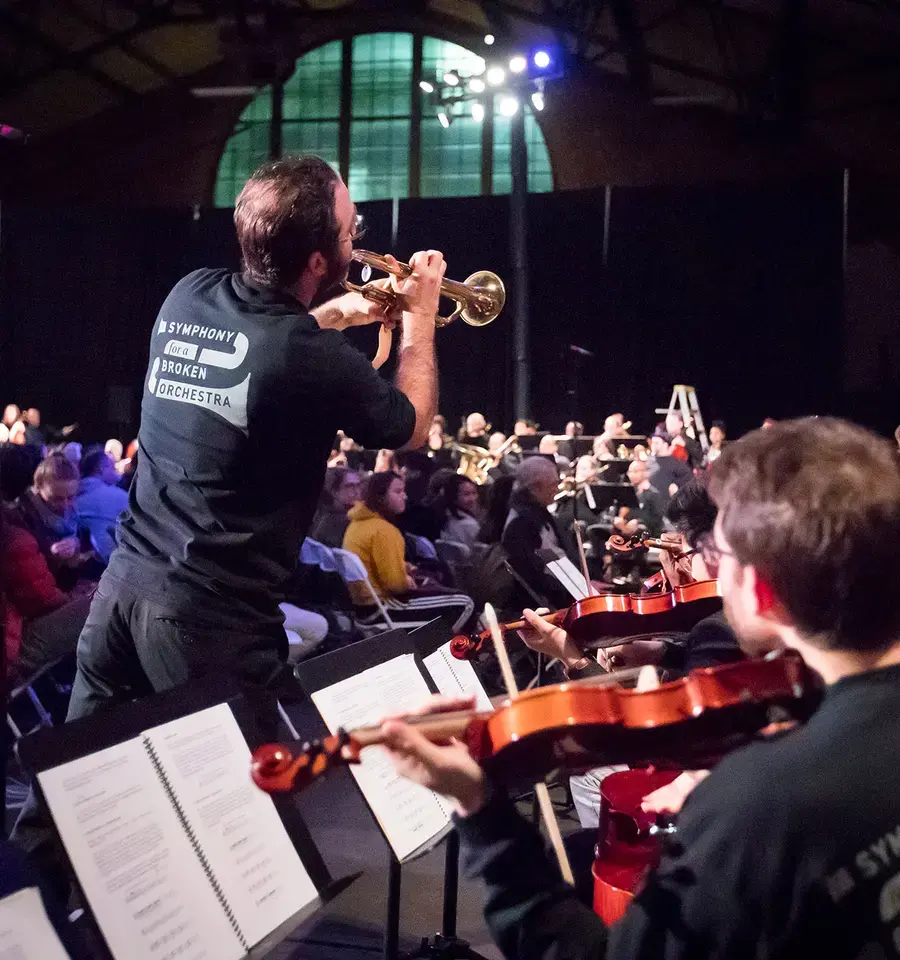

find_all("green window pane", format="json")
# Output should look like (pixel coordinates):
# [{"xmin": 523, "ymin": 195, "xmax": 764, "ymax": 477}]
[
  {"xmin": 352, "ymin": 33, "xmax": 413, "ymax": 118},
  {"xmin": 421, "ymin": 36, "xmax": 485, "ymax": 86},
  {"xmin": 281, "ymin": 120, "xmax": 340, "ymax": 170},
  {"xmin": 349, "ymin": 118, "xmax": 410, "ymax": 201},
  {"xmin": 492, "ymin": 109, "xmax": 553, "ymax": 194},
  {"xmin": 421, "ymin": 114, "xmax": 482, "ymax": 198},
  {"xmin": 214, "ymin": 120, "xmax": 270, "ymax": 207},
  {"xmin": 283, "ymin": 41, "xmax": 342, "ymax": 120}
]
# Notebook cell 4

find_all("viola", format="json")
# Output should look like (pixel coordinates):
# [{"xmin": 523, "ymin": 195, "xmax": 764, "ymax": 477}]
[
  {"xmin": 250, "ymin": 653, "xmax": 819, "ymax": 797},
  {"xmin": 449, "ymin": 579, "xmax": 724, "ymax": 660},
  {"xmin": 592, "ymin": 768, "xmax": 681, "ymax": 924}
]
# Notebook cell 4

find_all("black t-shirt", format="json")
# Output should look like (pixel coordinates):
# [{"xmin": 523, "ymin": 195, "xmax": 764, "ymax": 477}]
[
  {"xmin": 458, "ymin": 662, "xmax": 900, "ymax": 960},
  {"xmin": 113, "ymin": 269, "xmax": 415, "ymax": 628}
]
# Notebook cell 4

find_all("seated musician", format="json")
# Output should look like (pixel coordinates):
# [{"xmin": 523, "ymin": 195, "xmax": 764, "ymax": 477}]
[
  {"xmin": 612, "ymin": 460, "xmax": 666, "ymax": 539},
  {"xmin": 647, "ymin": 427, "xmax": 694, "ymax": 501},
  {"xmin": 381, "ymin": 417, "xmax": 900, "ymax": 960},
  {"xmin": 501, "ymin": 457, "xmax": 575, "ymax": 609},
  {"xmin": 526, "ymin": 477, "xmax": 741, "ymax": 827},
  {"xmin": 538, "ymin": 434, "xmax": 572, "ymax": 474},
  {"xmin": 458, "ymin": 412, "xmax": 490, "ymax": 450},
  {"xmin": 666, "ymin": 410, "xmax": 704, "ymax": 468}
]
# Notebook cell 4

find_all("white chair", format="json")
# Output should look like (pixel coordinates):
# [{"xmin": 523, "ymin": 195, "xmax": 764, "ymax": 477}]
[{"xmin": 331, "ymin": 548, "xmax": 396, "ymax": 633}]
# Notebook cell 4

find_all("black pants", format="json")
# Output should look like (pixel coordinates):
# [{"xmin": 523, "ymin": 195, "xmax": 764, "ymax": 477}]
[
  {"xmin": 18, "ymin": 595, "xmax": 92, "ymax": 676},
  {"xmin": 12, "ymin": 569, "xmax": 288, "ymax": 889}
]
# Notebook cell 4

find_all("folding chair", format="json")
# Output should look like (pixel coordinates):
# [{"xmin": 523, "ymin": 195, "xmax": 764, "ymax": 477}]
[
  {"xmin": 435, "ymin": 538, "xmax": 473, "ymax": 587},
  {"xmin": 331, "ymin": 548, "xmax": 396, "ymax": 633}
]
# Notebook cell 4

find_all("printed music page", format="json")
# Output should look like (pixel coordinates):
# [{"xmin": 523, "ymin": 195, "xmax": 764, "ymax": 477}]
[
  {"xmin": 0, "ymin": 886, "xmax": 71, "ymax": 960},
  {"xmin": 143, "ymin": 703, "xmax": 318, "ymax": 948},
  {"xmin": 311, "ymin": 654, "xmax": 451, "ymax": 860},
  {"xmin": 423, "ymin": 642, "xmax": 493, "ymax": 712},
  {"xmin": 37, "ymin": 739, "xmax": 243, "ymax": 960}
]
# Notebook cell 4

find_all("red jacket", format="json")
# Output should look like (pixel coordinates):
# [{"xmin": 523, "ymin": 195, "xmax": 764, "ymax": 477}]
[{"xmin": 2, "ymin": 519, "xmax": 68, "ymax": 678}]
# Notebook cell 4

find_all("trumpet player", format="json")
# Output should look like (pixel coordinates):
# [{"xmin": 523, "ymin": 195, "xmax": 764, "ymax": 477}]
[{"xmin": 18, "ymin": 154, "xmax": 444, "ymax": 773}]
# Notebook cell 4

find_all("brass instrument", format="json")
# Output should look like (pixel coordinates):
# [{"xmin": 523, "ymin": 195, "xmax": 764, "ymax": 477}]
[
  {"xmin": 455, "ymin": 443, "xmax": 491, "ymax": 484},
  {"xmin": 346, "ymin": 250, "xmax": 506, "ymax": 328}
]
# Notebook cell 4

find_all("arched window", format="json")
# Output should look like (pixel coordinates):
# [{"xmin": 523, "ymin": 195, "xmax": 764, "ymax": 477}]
[{"xmin": 214, "ymin": 32, "xmax": 552, "ymax": 207}]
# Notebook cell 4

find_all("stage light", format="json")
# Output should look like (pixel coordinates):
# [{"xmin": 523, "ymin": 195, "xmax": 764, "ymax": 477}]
[
  {"xmin": 486, "ymin": 65, "xmax": 505, "ymax": 86},
  {"xmin": 419, "ymin": 80, "xmax": 434, "ymax": 93},
  {"xmin": 469, "ymin": 77, "xmax": 486, "ymax": 93},
  {"xmin": 531, "ymin": 91, "xmax": 545, "ymax": 111},
  {"xmin": 472, "ymin": 102, "xmax": 485, "ymax": 122},
  {"xmin": 498, "ymin": 95, "xmax": 519, "ymax": 117},
  {"xmin": 443, "ymin": 71, "xmax": 460, "ymax": 86},
  {"xmin": 509, "ymin": 55, "xmax": 527, "ymax": 74},
  {"xmin": 533, "ymin": 50, "xmax": 551, "ymax": 69},
  {"xmin": 437, "ymin": 108, "xmax": 451, "ymax": 128},
  {"xmin": 484, "ymin": 34, "xmax": 495, "ymax": 45}
]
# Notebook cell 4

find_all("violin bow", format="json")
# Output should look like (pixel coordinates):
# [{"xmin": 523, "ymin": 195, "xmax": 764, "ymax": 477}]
[
  {"xmin": 484, "ymin": 603, "xmax": 576, "ymax": 886},
  {"xmin": 573, "ymin": 521, "xmax": 594, "ymax": 597}
]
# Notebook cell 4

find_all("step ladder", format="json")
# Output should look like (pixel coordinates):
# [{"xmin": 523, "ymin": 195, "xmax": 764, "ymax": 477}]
[{"xmin": 655, "ymin": 385, "xmax": 709, "ymax": 451}]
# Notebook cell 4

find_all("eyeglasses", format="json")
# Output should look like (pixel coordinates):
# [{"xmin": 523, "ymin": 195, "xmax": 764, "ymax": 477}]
[
  {"xmin": 341, "ymin": 213, "xmax": 367, "ymax": 245},
  {"xmin": 697, "ymin": 532, "xmax": 735, "ymax": 572}
]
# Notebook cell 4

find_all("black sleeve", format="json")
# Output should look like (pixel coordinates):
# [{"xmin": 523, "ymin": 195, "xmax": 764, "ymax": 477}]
[
  {"xmin": 604, "ymin": 749, "xmax": 782, "ymax": 960},
  {"xmin": 457, "ymin": 749, "xmax": 783, "ymax": 960},
  {"xmin": 318, "ymin": 332, "xmax": 416, "ymax": 450},
  {"xmin": 502, "ymin": 515, "xmax": 571, "ymax": 609},
  {"xmin": 456, "ymin": 792, "xmax": 610, "ymax": 960},
  {"xmin": 681, "ymin": 613, "xmax": 742, "ymax": 672}
]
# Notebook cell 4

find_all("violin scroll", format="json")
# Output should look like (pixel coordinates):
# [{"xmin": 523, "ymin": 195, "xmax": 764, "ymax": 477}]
[
  {"xmin": 450, "ymin": 633, "xmax": 484, "ymax": 660},
  {"xmin": 250, "ymin": 733, "xmax": 360, "ymax": 793}
]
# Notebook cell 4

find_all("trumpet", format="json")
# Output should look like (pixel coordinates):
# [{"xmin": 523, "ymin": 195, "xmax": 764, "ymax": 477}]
[{"xmin": 345, "ymin": 249, "xmax": 505, "ymax": 328}]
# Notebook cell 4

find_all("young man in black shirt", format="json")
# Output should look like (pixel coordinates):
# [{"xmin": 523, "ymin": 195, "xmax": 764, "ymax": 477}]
[
  {"xmin": 380, "ymin": 417, "xmax": 900, "ymax": 960},
  {"xmin": 13, "ymin": 157, "xmax": 443, "ymax": 866}
]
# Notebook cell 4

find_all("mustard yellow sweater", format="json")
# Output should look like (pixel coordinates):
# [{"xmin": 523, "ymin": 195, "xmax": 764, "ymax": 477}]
[{"xmin": 342, "ymin": 503, "xmax": 407, "ymax": 604}]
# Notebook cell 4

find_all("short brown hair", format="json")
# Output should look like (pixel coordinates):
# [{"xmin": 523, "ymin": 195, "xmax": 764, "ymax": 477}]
[
  {"xmin": 234, "ymin": 155, "xmax": 341, "ymax": 290},
  {"xmin": 364, "ymin": 470, "xmax": 403, "ymax": 518},
  {"xmin": 34, "ymin": 453, "xmax": 79, "ymax": 487},
  {"xmin": 709, "ymin": 417, "xmax": 900, "ymax": 653}
]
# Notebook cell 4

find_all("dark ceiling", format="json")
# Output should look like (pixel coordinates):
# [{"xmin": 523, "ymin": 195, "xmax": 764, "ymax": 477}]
[{"xmin": 0, "ymin": 0, "xmax": 898, "ymax": 194}]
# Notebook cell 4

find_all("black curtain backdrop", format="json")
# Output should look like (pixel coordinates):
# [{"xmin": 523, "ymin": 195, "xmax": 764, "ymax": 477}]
[{"xmin": 0, "ymin": 175, "xmax": 843, "ymax": 446}]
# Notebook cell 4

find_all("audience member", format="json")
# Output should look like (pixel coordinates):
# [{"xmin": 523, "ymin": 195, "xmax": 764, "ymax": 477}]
[
  {"xmin": 22, "ymin": 408, "xmax": 45, "ymax": 449},
  {"xmin": 75, "ymin": 450, "xmax": 130, "ymax": 562},
  {"xmin": 438, "ymin": 474, "xmax": 481, "ymax": 549},
  {"xmin": 62, "ymin": 442, "xmax": 82, "ymax": 464},
  {"xmin": 11, "ymin": 454, "xmax": 94, "ymax": 591},
  {"xmin": 104, "ymin": 438, "xmax": 124, "ymax": 464},
  {"xmin": 343, "ymin": 471, "xmax": 474, "ymax": 631},
  {"xmin": 2, "ymin": 505, "xmax": 92, "ymax": 679},
  {"xmin": 309, "ymin": 467, "xmax": 362, "ymax": 547},
  {"xmin": 477, "ymin": 474, "xmax": 515, "ymax": 544},
  {"xmin": 0, "ymin": 443, "xmax": 41, "ymax": 503}
]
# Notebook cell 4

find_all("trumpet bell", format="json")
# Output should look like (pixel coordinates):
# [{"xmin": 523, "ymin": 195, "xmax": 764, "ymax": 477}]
[{"xmin": 459, "ymin": 271, "xmax": 506, "ymax": 328}]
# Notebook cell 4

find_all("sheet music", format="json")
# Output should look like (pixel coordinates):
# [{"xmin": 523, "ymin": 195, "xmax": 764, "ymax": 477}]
[
  {"xmin": 311, "ymin": 654, "xmax": 451, "ymax": 860},
  {"xmin": 422, "ymin": 642, "xmax": 493, "ymax": 712},
  {"xmin": 546, "ymin": 556, "xmax": 591, "ymax": 600},
  {"xmin": 144, "ymin": 703, "xmax": 318, "ymax": 948},
  {"xmin": 38, "ymin": 740, "xmax": 242, "ymax": 960},
  {"xmin": 0, "ymin": 887, "xmax": 71, "ymax": 960}
]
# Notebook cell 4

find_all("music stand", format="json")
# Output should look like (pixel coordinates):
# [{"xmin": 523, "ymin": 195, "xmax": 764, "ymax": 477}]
[
  {"xmin": 588, "ymin": 483, "xmax": 639, "ymax": 512},
  {"xmin": 295, "ymin": 628, "xmax": 487, "ymax": 960},
  {"xmin": 595, "ymin": 459, "xmax": 632, "ymax": 482},
  {"xmin": 515, "ymin": 433, "xmax": 548, "ymax": 452},
  {"xmin": 16, "ymin": 676, "xmax": 352, "ymax": 960}
]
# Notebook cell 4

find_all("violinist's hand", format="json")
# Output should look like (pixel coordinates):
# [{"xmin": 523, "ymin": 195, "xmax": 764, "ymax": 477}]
[
  {"xmin": 517, "ymin": 608, "xmax": 585, "ymax": 671},
  {"xmin": 640, "ymin": 770, "xmax": 709, "ymax": 815},
  {"xmin": 380, "ymin": 695, "xmax": 486, "ymax": 817},
  {"xmin": 659, "ymin": 533, "xmax": 693, "ymax": 587},
  {"xmin": 598, "ymin": 639, "xmax": 667, "ymax": 671}
]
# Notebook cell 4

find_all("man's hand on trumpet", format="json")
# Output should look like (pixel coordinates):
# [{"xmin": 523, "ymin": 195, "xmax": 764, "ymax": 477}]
[{"xmin": 312, "ymin": 277, "xmax": 402, "ymax": 332}]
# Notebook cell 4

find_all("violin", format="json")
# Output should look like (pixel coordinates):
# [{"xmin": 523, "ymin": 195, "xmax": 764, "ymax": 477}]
[
  {"xmin": 449, "ymin": 579, "xmax": 724, "ymax": 660},
  {"xmin": 606, "ymin": 534, "xmax": 684, "ymax": 555},
  {"xmin": 250, "ymin": 653, "xmax": 819, "ymax": 797}
]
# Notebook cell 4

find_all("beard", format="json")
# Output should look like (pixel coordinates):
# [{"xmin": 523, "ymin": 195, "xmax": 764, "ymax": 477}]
[
  {"xmin": 723, "ymin": 595, "xmax": 783, "ymax": 658},
  {"xmin": 315, "ymin": 245, "xmax": 353, "ymax": 304}
]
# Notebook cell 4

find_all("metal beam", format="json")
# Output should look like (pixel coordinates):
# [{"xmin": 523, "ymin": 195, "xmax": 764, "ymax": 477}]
[
  {"xmin": 608, "ymin": 0, "xmax": 653, "ymax": 94},
  {"xmin": 0, "ymin": 9, "xmax": 138, "ymax": 98}
]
